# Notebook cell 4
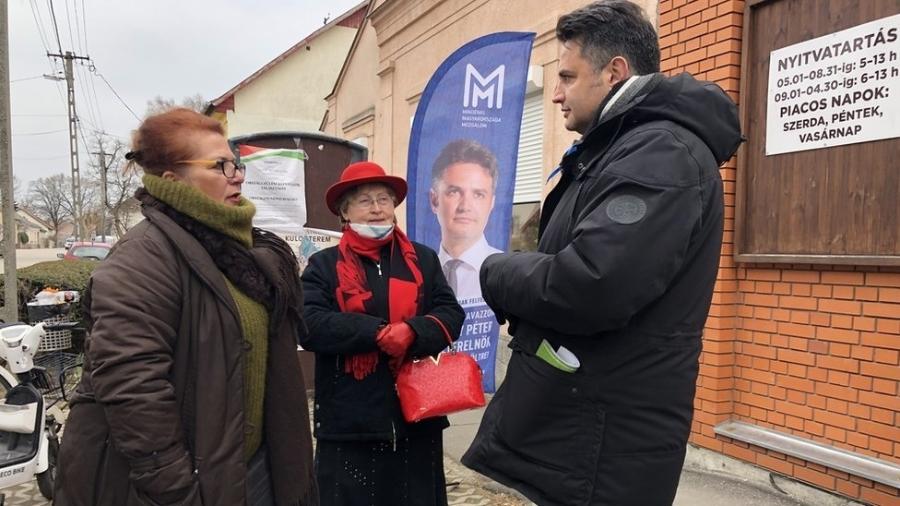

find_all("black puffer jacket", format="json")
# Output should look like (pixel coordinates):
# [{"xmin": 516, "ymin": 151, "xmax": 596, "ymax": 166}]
[
  {"xmin": 300, "ymin": 240, "xmax": 465, "ymax": 442},
  {"xmin": 462, "ymin": 72, "xmax": 741, "ymax": 506}
]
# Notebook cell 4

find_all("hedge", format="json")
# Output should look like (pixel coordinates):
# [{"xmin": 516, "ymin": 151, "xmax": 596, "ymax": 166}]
[{"xmin": 0, "ymin": 260, "xmax": 97, "ymax": 322}]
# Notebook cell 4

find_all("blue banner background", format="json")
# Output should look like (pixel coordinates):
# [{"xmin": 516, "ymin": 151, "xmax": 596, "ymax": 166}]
[{"xmin": 407, "ymin": 32, "xmax": 535, "ymax": 392}]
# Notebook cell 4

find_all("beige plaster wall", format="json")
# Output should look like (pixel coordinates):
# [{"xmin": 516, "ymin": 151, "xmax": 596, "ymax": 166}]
[{"xmin": 228, "ymin": 26, "xmax": 358, "ymax": 137}]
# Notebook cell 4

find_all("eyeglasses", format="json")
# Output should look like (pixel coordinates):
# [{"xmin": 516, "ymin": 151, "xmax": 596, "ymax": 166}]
[
  {"xmin": 175, "ymin": 158, "xmax": 246, "ymax": 179},
  {"xmin": 350, "ymin": 194, "xmax": 395, "ymax": 210}
]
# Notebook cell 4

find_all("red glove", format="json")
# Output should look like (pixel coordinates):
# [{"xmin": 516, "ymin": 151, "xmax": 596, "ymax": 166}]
[
  {"xmin": 344, "ymin": 352, "xmax": 379, "ymax": 380},
  {"xmin": 376, "ymin": 322, "xmax": 416, "ymax": 358}
]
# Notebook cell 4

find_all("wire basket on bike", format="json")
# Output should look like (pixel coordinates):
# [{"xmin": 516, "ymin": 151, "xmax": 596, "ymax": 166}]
[{"xmin": 33, "ymin": 352, "xmax": 81, "ymax": 402}]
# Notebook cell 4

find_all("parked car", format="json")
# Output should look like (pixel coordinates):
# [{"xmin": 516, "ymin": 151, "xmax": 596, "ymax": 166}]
[
  {"xmin": 58, "ymin": 242, "xmax": 112, "ymax": 261},
  {"xmin": 63, "ymin": 236, "xmax": 76, "ymax": 249}
]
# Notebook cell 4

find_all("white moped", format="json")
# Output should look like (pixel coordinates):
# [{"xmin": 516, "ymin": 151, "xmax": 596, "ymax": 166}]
[{"xmin": 0, "ymin": 321, "xmax": 78, "ymax": 503}]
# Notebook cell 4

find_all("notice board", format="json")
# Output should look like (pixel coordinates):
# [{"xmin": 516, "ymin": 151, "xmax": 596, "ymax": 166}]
[{"xmin": 737, "ymin": 0, "xmax": 900, "ymax": 265}]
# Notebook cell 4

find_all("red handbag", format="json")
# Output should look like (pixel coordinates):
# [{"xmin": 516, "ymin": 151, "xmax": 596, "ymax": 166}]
[{"xmin": 395, "ymin": 315, "xmax": 486, "ymax": 422}]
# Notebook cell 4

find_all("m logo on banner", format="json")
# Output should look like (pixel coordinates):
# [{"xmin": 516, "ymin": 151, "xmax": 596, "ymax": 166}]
[{"xmin": 464, "ymin": 64, "xmax": 505, "ymax": 109}]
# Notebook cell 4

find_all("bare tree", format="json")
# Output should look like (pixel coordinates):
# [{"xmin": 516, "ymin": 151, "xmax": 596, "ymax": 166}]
[
  {"xmin": 59, "ymin": 173, "xmax": 99, "ymax": 240},
  {"xmin": 87, "ymin": 133, "xmax": 142, "ymax": 237},
  {"xmin": 26, "ymin": 174, "xmax": 71, "ymax": 246},
  {"xmin": 145, "ymin": 94, "xmax": 206, "ymax": 117}
]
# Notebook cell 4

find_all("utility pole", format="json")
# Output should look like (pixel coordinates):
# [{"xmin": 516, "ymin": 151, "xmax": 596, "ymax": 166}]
[
  {"xmin": 92, "ymin": 149, "xmax": 108, "ymax": 238},
  {"xmin": 0, "ymin": 0, "xmax": 18, "ymax": 322},
  {"xmin": 47, "ymin": 50, "xmax": 89, "ymax": 241}
]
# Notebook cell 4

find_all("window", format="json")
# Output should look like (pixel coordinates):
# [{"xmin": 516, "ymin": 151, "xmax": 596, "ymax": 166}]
[{"xmin": 510, "ymin": 202, "xmax": 540, "ymax": 252}]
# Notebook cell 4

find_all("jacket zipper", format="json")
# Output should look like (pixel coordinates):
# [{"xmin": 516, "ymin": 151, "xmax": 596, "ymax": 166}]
[
  {"xmin": 376, "ymin": 261, "xmax": 382, "ymax": 276},
  {"xmin": 391, "ymin": 421, "xmax": 397, "ymax": 451}
]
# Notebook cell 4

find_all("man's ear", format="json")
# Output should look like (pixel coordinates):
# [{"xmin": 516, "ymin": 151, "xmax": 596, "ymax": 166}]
[
  {"xmin": 606, "ymin": 56, "xmax": 632, "ymax": 86},
  {"xmin": 429, "ymin": 188, "xmax": 439, "ymax": 213}
]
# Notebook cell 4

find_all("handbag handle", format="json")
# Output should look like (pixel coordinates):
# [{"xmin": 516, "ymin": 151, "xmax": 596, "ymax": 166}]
[{"xmin": 424, "ymin": 315, "xmax": 454, "ymax": 348}]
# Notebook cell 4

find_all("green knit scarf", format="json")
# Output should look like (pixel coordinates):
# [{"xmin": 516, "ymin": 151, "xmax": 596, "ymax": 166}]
[
  {"xmin": 142, "ymin": 174, "xmax": 268, "ymax": 461},
  {"xmin": 142, "ymin": 174, "xmax": 255, "ymax": 247}
]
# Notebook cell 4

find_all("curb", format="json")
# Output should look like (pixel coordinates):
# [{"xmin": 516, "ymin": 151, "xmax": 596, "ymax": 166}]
[{"xmin": 683, "ymin": 444, "xmax": 867, "ymax": 506}]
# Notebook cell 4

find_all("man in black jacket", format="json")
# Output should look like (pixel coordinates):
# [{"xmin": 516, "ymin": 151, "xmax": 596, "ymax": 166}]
[{"xmin": 461, "ymin": 2, "xmax": 742, "ymax": 505}]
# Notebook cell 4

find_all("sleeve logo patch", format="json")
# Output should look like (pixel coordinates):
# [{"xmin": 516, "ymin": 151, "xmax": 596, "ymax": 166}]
[{"xmin": 606, "ymin": 195, "xmax": 647, "ymax": 224}]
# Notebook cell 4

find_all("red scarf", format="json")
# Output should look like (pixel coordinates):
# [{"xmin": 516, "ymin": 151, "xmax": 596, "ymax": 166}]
[{"xmin": 336, "ymin": 225, "xmax": 423, "ymax": 379}]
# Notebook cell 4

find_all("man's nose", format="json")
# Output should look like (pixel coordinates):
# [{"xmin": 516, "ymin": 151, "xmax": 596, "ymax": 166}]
[
  {"xmin": 455, "ymin": 193, "xmax": 471, "ymax": 211},
  {"xmin": 552, "ymin": 81, "xmax": 564, "ymax": 103}
]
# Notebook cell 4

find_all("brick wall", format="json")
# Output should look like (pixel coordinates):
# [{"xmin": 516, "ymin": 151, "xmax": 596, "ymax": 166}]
[{"xmin": 658, "ymin": 1, "xmax": 900, "ymax": 504}]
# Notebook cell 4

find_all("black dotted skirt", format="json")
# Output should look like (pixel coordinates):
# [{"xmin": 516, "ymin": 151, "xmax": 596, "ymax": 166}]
[{"xmin": 315, "ymin": 429, "xmax": 448, "ymax": 506}]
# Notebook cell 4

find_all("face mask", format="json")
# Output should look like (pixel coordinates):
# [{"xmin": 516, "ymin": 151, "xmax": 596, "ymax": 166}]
[{"xmin": 349, "ymin": 223, "xmax": 394, "ymax": 240}]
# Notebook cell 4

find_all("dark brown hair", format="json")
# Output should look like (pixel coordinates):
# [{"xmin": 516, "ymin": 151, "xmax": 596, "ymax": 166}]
[
  {"xmin": 556, "ymin": 0, "xmax": 660, "ymax": 75},
  {"xmin": 128, "ymin": 108, "xmax": 224, "ymax": 176},
  {"xmin": 431, "ymin": 138, "xmax": 499, "ymax": 192}
]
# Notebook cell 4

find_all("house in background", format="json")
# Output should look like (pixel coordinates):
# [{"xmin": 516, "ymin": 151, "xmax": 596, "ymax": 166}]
[
  {"xmin": 205, "ymin": 2, "xmax": 367, "ymax": 137},
  {"xmin": 14, "ymin": 208, "xmax": 51, "ymax": 248}
]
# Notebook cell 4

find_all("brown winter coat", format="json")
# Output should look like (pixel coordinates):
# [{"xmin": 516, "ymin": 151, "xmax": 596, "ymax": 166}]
[{"xmin": 54, "ymin": 205, "xmax": 318, "ymax": 506}]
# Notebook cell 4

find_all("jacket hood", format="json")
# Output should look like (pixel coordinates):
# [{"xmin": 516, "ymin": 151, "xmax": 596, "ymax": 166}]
[{"xmin": 588, "ymin": 72, "xmax": 742, "ymax": 165}]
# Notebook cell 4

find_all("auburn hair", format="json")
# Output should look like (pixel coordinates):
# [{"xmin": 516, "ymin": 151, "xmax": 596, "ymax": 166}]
[{"xmin": 129, "ymin": 108, "xmax": 224, "ymax": 176}]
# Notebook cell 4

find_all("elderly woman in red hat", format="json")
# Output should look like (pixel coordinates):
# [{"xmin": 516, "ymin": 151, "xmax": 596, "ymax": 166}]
[{"xmin": 300, "ymin": 162, "xmax": 464, "ymax": 506}]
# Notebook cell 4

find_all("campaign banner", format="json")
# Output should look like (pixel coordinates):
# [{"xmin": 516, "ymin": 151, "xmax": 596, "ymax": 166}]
[
  {"xmin": 406, "ymin": 32, "xmax": 535, "ymax": 392},
  {"xmin": 237, "ymin": 145, "xmax": 307, "ymax": 234}
]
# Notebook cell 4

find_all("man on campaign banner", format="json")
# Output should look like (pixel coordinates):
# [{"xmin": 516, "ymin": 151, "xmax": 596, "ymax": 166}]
[{"xmin": 406, "ymin": 32, "xmax": 535, "ymax": 392}]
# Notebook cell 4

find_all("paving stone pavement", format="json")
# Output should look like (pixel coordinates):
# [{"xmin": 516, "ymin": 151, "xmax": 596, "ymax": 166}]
[
  {"xmin": 0, "ymin": 462, "xmax": 516, "ymax": 506},
  {"xmin": 0, "ymin": 482, "xmax": 49, "ymax": 506},
  {"xmin": 444, "ymin": 456, "xmax": 526, "ymax": 506},
  {"xmin": 0, "ymin": 401, "xmax": 513, "ymax": 506}
]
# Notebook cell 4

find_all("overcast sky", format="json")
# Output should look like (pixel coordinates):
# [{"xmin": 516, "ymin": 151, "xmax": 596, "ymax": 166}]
[{"xmin": 8, "ymin": 0, "xmax": 364, "ymax": 189}]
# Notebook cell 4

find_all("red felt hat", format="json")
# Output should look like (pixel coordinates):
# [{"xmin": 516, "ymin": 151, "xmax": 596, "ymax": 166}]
[{"xmin": 325, "ymin": 161, "xmax": 408, "ymax": 215}]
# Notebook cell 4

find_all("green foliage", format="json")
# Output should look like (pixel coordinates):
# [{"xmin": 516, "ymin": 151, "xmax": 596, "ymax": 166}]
[
  {"xmin": 17, "ymin": 232, "xmax": 28, "ymax": 245},
  {"xmin": 0, "ymin": 260, "xmax": 97, "ymax": 322}
]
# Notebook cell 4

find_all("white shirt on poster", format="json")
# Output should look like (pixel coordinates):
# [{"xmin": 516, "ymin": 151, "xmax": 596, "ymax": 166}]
[{"xmin": 438, "ymin": 235, "xmax": 502, "ymax": 305}]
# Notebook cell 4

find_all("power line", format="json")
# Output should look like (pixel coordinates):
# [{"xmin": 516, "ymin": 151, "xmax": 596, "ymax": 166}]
[
  {"xmin": 46, "ymin": 0, "xmax": 64, "ymax": 54},
  {"xmin": 86, "ymin": 67, "xmax": 105, "ymax": 129},
  {"xmin": 61, "ymin": 0, "xmax": 102, "ymax": 134},
  {"xmin": 10, "ymin": 75, "xmax": 44, "ymax": 83},
  {"xmin": 13, "ymin": 155, "xmax": 68, "ymax": 160},
  {"xmin": 12, "ymin": 128, "xmax": 68, "ymax": 137},
  {"xmin": 80, "ymin": 0, "xmax": 88, "ymax": 53},
  {"xmin": 63, "ymin": 0, "xmax": 79, "ymax": 54},
  {"xmin": 91, "ymin": 68, "xmax": 141, "ymax": 121},
  {"xmin": 74, "ymin": 62, "xmax": 99, "ymax": 130},
  {"xmin": 70, "ymin": 0, "xmax": 84, "ymax": 55},
  {"xmin": 28, "ymin": 0, "xmax": 51, "ymax": 53},
  {"xmin": 57, "ymin": 0, "xmax": 104, "ymax": 132},
  {"xmin": 28, "ymin": 0, "xmax": 67, "ymax": 106},
  {"xmin": 76, "ymin": 60, "xmax": 105, "ymax": 131}
]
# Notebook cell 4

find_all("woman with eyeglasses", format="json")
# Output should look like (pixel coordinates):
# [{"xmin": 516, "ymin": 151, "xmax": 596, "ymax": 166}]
[
  {"xmin": 300, "ymin": 162, "xmax": 464, "ymax": 506},
  {"xmin": 54, "ymin": 108, "xmax": 318, "ymax": 506}
]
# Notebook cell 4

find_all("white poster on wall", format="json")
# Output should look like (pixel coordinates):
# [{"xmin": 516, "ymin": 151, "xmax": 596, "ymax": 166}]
[
  {"xmin": 280, "ymin": 227, "xmax": 343, "ymax": 274},
  {"xmin": 766, "ymin": 14, "xmax": 900, "ymax": 155},
  {"xmin": 238, "ymin": 145, "xmax": 307, "ymax": 232}
]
